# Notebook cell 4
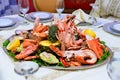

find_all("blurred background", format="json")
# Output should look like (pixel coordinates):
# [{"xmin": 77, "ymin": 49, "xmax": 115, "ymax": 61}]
[{"xmin": 0, "ymin": 0, "xmax": 95, "ymax": 16}]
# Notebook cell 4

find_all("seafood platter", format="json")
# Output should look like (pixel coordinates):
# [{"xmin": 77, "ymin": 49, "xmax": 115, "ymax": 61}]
[{"xmin": 3, "ymin": 15, "xmax": 112, "ymax": 70}]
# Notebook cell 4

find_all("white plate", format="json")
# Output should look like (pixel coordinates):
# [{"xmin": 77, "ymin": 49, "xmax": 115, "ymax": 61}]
[
  {"xmin": 0, "ymin": 17, "xmax": 20, "ymax": 30},
  {"xmin": 26, "ymin": 13, "xmax": 53, "ymax": 23},
  {"xmin": 110, "ymin": 24, "xmax": 120, "ymax": 33},
  {"xmin": 29, "ymin": 12, "xmax": 53, "ymax": 20},
  {"xmin": 0, "ymin": 18, "xmax": 16, "ymax": 28},
  {"xmin": 103, "ymin": 22, "xmax": 120, "ymax": 36}
]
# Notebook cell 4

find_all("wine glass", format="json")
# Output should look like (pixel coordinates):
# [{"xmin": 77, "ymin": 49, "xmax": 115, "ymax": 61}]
[
  {"xmin": 18, "ymin": 0, "xmax": 29, "ymax": 25},
  {"xmin": 107, "ymin": 52, "xmax": 120, "ymax": 80},
  {"xmin": 14, "ymin": 61, "xmax": 39, "ymax": 80},
  {"xmin": 56, "ymin": 0, "xmax": 65, "ymax": 19},
  {"xmin": 90, "ymin": 3, "xmax": 101, "ymax": 26}
]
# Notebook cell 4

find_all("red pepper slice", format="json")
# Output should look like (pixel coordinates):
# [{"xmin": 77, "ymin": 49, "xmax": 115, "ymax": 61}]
[{"xmin": 60, "ymin": 58, "xmax": 69, "ymax": 67}]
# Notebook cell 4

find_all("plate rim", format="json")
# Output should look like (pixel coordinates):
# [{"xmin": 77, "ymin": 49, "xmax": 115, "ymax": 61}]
[
  {"xmin": 31, "ymin": 12, "xmax": 53, "ymax": 20},
  {"xmin": 0, "ymin": 18, "xmax": 16, "ymax": 28},
  {"xmin": 28, "ymin": 12, "xmax": 53, "ymax": 20},
  {"xmin": 110, "ymin": 23, "xmax": 120, "ymax": 33},
  {"xmin": 26, "ymin": 12, "xmax": 54, "ymax": 23},
  {"xmin": 103, "ymin": 21, "xmax": 120, "ymax": 36}
]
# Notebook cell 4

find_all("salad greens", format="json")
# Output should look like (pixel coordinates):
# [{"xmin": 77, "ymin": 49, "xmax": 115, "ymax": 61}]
[
  {"xmin": 97, "ymin": 49, "xmax": 110, "ymax": 64},
  {"xmin": 97, "ymin": 41, "xmax": 110, "ymax": 64},
  {"xmin": 32, "ymin": 58, "xmax": 50, "ymax": 66},
  {"xmin": 3, "ymin": 39, "xmax": 10, "ymax": 47},
  {"xmin": 48, "ymin": 25, "xmax": 58, "ymax": 43},
  {"xmin": 56, "ymin": 62, "xmax": 64, "ymax": 67},
  {"xmin": 100, "ymin": 41, "xmax": 106, "ymax": 46},
  {"xmin": 8, "ymin": 50, "xmax": 17, "ymax": 61},
  {"xmin": 3, "ymin": 39, "xmax": 17, "ymax": 61}
]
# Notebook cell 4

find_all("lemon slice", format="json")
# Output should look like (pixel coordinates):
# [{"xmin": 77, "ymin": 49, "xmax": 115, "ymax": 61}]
[
  {"xmin": 84, "ymin": 29, "xmax": 96, "ymax": 38},
  {"xmin": 7, "ymin": 37, "xmax": 20, "ymax": 50},
  {"xmin": 39, "ymin": 40, "xmax": 60, "ymax": 47}
]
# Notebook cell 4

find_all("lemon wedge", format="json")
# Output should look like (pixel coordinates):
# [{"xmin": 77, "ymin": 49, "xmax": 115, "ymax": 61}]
[
  {"xmin": 39, "ymin": 40, "xmax": 60, "ymax": 47},
  {"xmin": 7, "ymin": 37, "xmax": 20, "ymax": 50},
  {"xmin": 84, "ymin": 29, "xmax": 96, "ymax": 38}
]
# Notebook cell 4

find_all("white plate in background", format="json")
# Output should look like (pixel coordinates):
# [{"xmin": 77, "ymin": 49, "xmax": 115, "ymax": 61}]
[
  {"xmin": 0, "ymin": 18, "xmax": 16, "ymax": 28},
  {"xmin": 29, "ymin": 12, "xmax": 53, "ymax": 20},
  {"xmin": 110, "ymin": 24, "xmax": 120, "ymax": 33},
  {"xmin": 26, "ymin": 12, "xmax": 53, "ymax": 23},
  {"xmin": 103, "ymin": 21, "xmax": 120, "ymax": 36},
  {"xmin": 0, "ymin": 17, "xmax": 20, "ymax": 30}
]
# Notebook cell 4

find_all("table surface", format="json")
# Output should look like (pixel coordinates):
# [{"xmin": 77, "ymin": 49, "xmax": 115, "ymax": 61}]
[{"xmin": 0, "ymin": 14, "xmax": 120, "ymax": 80}]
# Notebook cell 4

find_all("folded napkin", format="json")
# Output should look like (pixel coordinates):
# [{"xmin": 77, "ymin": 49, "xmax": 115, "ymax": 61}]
[{"xmin": 72, "ymin": 9, "xmax": 94, "ymax": 25}]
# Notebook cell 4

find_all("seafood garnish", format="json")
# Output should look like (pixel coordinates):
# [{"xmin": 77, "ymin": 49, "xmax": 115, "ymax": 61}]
[
  {"xmin": 3, "ymin": 15, "xmax": 110, "ymax": 68},
  {"xmin": 55, "ymin": 15, "xmax": 86, "ymax": 51}
]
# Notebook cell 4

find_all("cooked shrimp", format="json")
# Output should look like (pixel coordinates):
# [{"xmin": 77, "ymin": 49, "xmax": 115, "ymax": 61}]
[
  {"xmin": 34, "ymin": 17, "xmax": 40, "ymax": 31},
  {"xmin": 50, "ymin": 45, "xmax": 64, "ymax": 56},
  {"xmin": 15, "ymin": 44, "xmax": 38, "ymax": 59},
  {"xmin": 22, "ymin": 39, "xmax": 37, "ymax": 48},
  {"xmin": 15, "ymin": 39, "xmax": 38, "ymax": 60},
  {"xmin": 24, "ymin": 55, "xmax": 39, "ymax": 60}
]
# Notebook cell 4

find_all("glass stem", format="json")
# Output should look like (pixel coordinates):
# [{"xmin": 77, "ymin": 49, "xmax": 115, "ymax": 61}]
[
  {"xmin": 58, "ymin": 12, "xmax": 61, "ymax": 19},
  {"xmin": 23, "ymin": 14, "xmax": 25, "ymax": 19},
  {"xmin": 23, "ymin": 13, "xmax": 26, "ymax": 22},
  {"xmin": 22, "ymin": 13, "xmax": 29, "ymax": 25},
  {"xmin": 25, "ymin": 76, "xmax": 28, "ymax": 80}
]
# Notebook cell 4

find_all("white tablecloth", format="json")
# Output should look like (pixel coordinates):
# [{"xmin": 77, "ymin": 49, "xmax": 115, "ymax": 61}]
[{"xmin": 0, "ymin": 14, "xmax": 120, "ymax": 80}]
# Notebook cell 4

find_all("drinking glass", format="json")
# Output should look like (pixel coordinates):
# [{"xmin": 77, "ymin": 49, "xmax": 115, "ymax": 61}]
[
  {"xmin": 107, "ymin": 52, "xmax": 120, "ymax": 80},
  {"xmin": 18, "ymin": 0, "xmax": 29, "ymax": 25},
  {"xmin": 90, "ymin": 3, "xmax": 101, "ymax": 26},
  {"xmin": 14, "ymin": 61, "xmax": 39, "ymax": 80},
  {"xmin": 56, "ymin": 0, "xmax": 65, "ymax": 19}
]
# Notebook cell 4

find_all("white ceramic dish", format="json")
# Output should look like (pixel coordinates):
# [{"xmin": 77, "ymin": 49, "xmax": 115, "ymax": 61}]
[
  {"xmin": 0, "ymin": 18, "xmax": 16, "ymax": 28},
  {"xmin": 30, "ymin": 12, "xmax": 53, "ymax": 20},
  {"xmin": 103, "ymin": 22, "xmax": 120, "ymax": 36},
  {"xmin": 0, "ymin": 17, "xmax": 20, "ymax": 30},
  {"xmin": 110, "ymin": 24, "xmax": 120, "ymax": 33},
  {"xmin": 26, "ymin": 12, "xmax": 53, "ymax": 23}
]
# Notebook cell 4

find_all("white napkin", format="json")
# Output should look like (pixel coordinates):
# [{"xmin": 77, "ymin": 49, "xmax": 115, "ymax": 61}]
[{"xmin": 72, "ymin": 9, "xmax": 94, "ymax": 25}]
